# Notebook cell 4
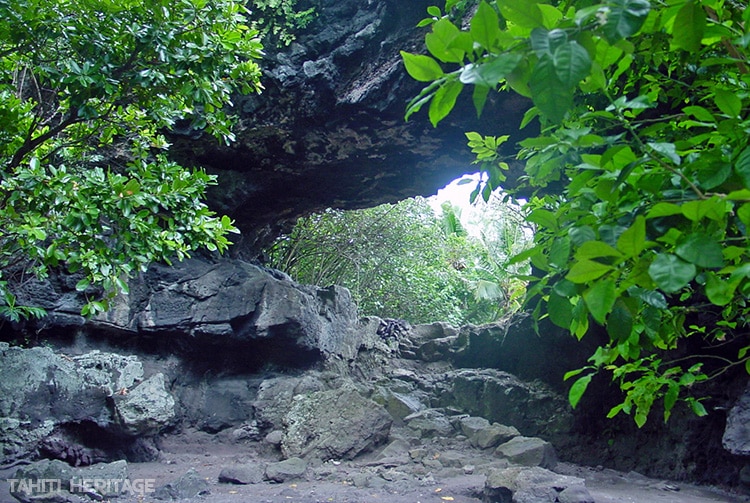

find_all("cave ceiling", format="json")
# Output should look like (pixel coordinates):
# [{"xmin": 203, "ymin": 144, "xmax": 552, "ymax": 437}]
[{"xmin": 167, "ymin": 0, "xmax": 531, "ymax": 256}]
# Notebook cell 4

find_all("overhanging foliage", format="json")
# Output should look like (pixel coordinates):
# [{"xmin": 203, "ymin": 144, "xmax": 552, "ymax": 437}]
[
  {"xmin": 403, "ymin": 0, "xmax": 750, "ymax": 426},
  {"xmin": 0, "ymin": 0, "xmax": 263, "ymax": 318}
]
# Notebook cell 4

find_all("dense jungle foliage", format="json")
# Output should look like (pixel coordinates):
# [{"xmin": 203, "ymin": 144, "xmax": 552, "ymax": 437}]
[
  {"xmin": 265, "ymin": 194, "xmax": 531, "ymax": 325},
  {"xmin": 0, "ymin": 0, "xmax": 275, "ymax": 319},
  {"xmin": 402, "ymin": 0, "xmax": 750, "ymax": 425}
]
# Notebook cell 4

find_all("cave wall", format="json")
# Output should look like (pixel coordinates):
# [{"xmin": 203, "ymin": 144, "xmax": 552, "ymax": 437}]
[{"xmin": 167, "ymin": 0, "xmax": 532, "ymax": 256}]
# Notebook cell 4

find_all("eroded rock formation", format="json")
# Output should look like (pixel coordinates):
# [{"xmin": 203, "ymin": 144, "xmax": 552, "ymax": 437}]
[{"xmin": 167, "ymin": 0, "xmax": 531, "ymax": 254}]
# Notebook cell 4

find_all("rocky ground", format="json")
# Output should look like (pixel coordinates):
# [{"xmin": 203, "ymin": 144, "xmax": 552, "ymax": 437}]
[{"xmin": 4, "ymin": 424, "xmax": 747, "ymax": 503}]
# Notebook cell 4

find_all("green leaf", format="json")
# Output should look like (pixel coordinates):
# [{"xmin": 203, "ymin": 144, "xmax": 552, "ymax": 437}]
[
  {"xmin": 566, "ymin": 259, "xmax": 613, "ymax": 283},
  {"xmin": 429, "ymin": 80, "xmax": 463, "ymax": 127},
  {"xmin": 616, "ymin": 216, "xmax": 646, "ymax": 258},
  {"xmin": 714, "ymin": 88, "xmax": 742, "ymax": 118},
  {"xmin": 583, "ymin": 278, "xmax": 617, "ymax": 324},
  {"xmin": 607, "ymin": 298, "xmax": 634, "ymax": 341},
  {"xmin": 498, "ymin": 0, "xmax": 544, "ymax": 29},
  {"xmin": 671, "ymin": 0, "xmax": 706, "ymax": 52},
  {"xmin": 400, "ymin": 52, "xmax": 444, "ymax": 82},
  {"xmin": 527, "ymin": 208, "xmax": 558, "ymax": 230},
  {"xmin": 681, "ymin": 198, "xmax": 728, "ymax": 222},
  {"xmin": 705, "ymin": 272, "xmax": 735, "ymax": 306},
  {"xmin": 688, "ymin": 399, "xmax": 708, "ymax": 417},
  {"xmin": 576, "ymin": 240, "xmax": 623, "ymax": 261},
  {"xmin": 549, "ymin": 236, "xmax": 571, "ymax": 268},
  {"xmin": 472, "ymin": 85, "xmax": 490, "ymax": 117},
  {"xmin": 675, "ymin": 233, "xmax": 725, "ymax": 269},
  {"xmin": 548, "ymin": 290, "xmax": 574, "ymax": 329},
  {"xmin": 663, "ymin": 383, "xmax": 679, "ymax": 422},
  {"xmin": 529, "ymin": 54, "xmax": 571, "ymax": 123},
  {"xmin": 471, "ymin": 1, "xmax": 500, "ymax": 50},
  {"xmin": 648, "ymin": 254, "xmax": 696, "ymax": 293},
  {"xmin": 75, "ymin": 278, "xmax": 91, "ymax": 291},
  {"xmin": 530, "ymin": 28, "xmax": 568, "ymax": 57},
  {"xmin": 647, "ymin": 202, "xmax": 683, "ymax": 219},
  {"xmin": 648, "ymin": 142, "xmax": 681, "ymax": 165},
  {"xmin": 568, "ymin": 374, "xmax": 593, "ymax": 409},
  {"xmin": 734, "ymin": 146, "xmax": 750, "ymax": 189},
  {"xmin": 426, "ymin": 18, "xmax": 465, "ymax": 63},
  {"xmin": 552, "ymin": 41, "xmax": 592, "ymax": 88},
  {"xmin": 459, "ymin": 53, "xmax": 523, "ymax": 86},
  {"xmin": 601, "ymin": 0, "xmax": 651, "ymax": 42}
]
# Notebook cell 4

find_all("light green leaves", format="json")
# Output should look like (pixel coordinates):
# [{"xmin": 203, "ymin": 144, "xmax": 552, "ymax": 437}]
[
  {"xmin": 497, "ymin": 0, "xmax": 544, "ymax": 29},
  {"xmin": 402, "ymin": 0, "xmax": 750, "ymax": 428},
  {"xmin": 426, "ymin": 18, "xmax": 467, "ymax": 63},
  {"xmin": 471, "ymin": 1, "xmax": 500, "ymax": 50},
  {"xmin": 460, "ymin": 53, "xmax": 523, "ymax": 87},
  {"xmin": 430, "ymin": 80, "xmax": 464, "ymax": 127},
  {"xmin": 401, "ymin": 52, "xmax": 444, "ymax": 82},
  {"xmin": 567, "ymin": 373, "xmax": 592, "ymax": 409}
]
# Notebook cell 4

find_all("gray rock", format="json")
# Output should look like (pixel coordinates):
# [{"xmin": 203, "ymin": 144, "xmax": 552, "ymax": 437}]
[
  {"xmin": 438, "ymin": 369, "xmax": 573, "ymax": 439},
  {"xmin": 264, "ymin": 430, "xmax": 284, "ymax": 446},
  {"xmin": 0, "ymin": 343, "xmax": 152, "ymax": 464},
  {"xmin": 254, "ymin": 376, "xmax": 304, "ymax": 430},
  {"xmin": 111, "ymin": 373, "xmax": 175, "ymax": 436},
  {"xmin": 218, "ymin": 464, "xmax": 265, "ymax": 484},
  {"xmin": 723, "ymin": 383, "xmax": 750, "ymax": 455},
  {"xmin": 265, "ymin": 457, "xmax": 308, "ymax": 483},
  {"xmin": 471, "ymin": 423, "xmax": 520, "ymax": 450},
  {"xmin": 154, "ymin": 468, "xmax": 210, "ymax": 500},
  {"xmin": 404, "ymin": 409, "xmax": 454, "ymax": 438},
  {"xmin": 484, "ymin": 466, "xmax": 591, "ymax": 503},
  {"xmin": 384, "ymin": 391, "xmax": 425, "ymax": 421},
  {"xmin": 10, "ymin": 459, "xmax": 129, "ymax": 503},
  {"xmin": 494, "ymin": 436, "xmax": 557, "ymax": 469},
  {"xmin": 95, "ymin": 260, "xmax": 362, "ymax": 360},
  {"xmin": 281, "ymin": 387, "xmax": 392, "ymax": 461},
  {"xmin": 459, "ymin": 416, "xmax": 491, "ymax": 438}
]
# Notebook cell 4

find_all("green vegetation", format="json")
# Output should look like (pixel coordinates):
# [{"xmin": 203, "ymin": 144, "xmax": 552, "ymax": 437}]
[
  {"xmin": 248, "ymin": 0, "xmax": 317, "ymax": 46},
  {"xmin": 265, "ymin": 195, "xmax": 530, "ymax": 325},
  {"xmin": 0, "ymin": 0, "xmax": 264, "ymax": 319},
  {"xmin": 402, "ymin": 0, "xmax": 750, "ymax": 425}
]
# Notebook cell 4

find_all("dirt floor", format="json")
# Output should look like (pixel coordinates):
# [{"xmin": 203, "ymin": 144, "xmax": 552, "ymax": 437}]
[{"xmin": 2, "ymin": 431, "xmax": 749, "ymax": 503}]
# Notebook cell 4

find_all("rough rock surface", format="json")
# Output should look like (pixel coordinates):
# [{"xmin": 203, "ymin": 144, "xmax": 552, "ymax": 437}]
[
  {"xmin": 723, "ymin": 383, "xmax": 750, "ymax": 456},
  {"xmin": 165, "ymin": 0, "xmax": 531, "ymax": 254},
  {"xmin": 484, "ymin": 466, "xmax": 592, "ymax": 503},
  {"xmin": 281, "ymin": 387, "xmax": 393, "ymax": 461},
  {"xmin": 0, "ymin": 343, "xmax": 164, "ymax": 465},
  {"xmin": 9, "ymin": 459, "xmax": 128, "ymax": 503}
]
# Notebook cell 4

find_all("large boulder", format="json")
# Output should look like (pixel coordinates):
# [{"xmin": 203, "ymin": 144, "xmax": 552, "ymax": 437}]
[
  {"xmin": 483, "ymin": 466, "xmax": 593, "ymax": 503},
  {"xmin": 0, "ymin": 343, "xmax": 175, "ymax": 464},
  {"xmin": 281, "ymin": 386, "xmax": 392, "ymax": 461},
  {"xmin": 97, "ymin": 260, "xmax": 360, "ymax": 355}
]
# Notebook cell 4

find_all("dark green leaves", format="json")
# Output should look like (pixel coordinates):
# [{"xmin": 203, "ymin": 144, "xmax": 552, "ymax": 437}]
[
  {"xmin": 671, "ymin": 0, "xmax": 706, "ymax": 52},
  {"xmin": 600, "ymin": 0, "xmax": 651, "ymax": 42},
  {"xmin": 648, "ymin": 254, "xmax": 696, "ymax": 293}
]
